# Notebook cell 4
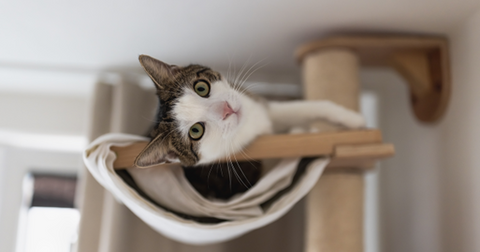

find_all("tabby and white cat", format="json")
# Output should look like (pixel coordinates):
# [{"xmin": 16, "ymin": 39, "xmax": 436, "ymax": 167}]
[{"xmin": 135, "ymin": 55, "xmax": 365, "ymax": 168}]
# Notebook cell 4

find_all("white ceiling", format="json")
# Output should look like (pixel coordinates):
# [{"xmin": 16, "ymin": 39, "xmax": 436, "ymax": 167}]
[{"xmin": 1, "ymin": 0, "xmax": 479, "ymax": 74}]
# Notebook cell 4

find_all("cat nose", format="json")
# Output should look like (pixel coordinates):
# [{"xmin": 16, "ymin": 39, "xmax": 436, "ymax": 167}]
[{"xmin": 222, "ymin": 102, "xmax": 235, "ymax": 120}]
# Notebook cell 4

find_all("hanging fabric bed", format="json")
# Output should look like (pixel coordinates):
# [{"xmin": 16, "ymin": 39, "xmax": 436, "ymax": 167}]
[{"xmin": 84, "ymin": 132, "xmax": 329, "ymax": 244}]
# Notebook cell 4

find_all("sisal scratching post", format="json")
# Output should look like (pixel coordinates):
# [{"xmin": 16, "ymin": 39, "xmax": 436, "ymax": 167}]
[{"xmin": 303, "ymin": 49, "xmax": 364, "ymax": 252}]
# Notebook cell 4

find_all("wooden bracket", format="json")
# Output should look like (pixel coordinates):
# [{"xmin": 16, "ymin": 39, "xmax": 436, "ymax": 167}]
[
  {"xmin": 111, "ymin": 130, "xmax": 394, "ymax": 170},
  {"xmin": 296, "ymin": 35, "xmax": 450, "ymax": 123}
]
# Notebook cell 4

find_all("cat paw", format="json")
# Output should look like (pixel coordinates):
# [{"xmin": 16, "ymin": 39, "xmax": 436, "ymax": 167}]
[
  {"xmin": 340, "ymin": 112, "xmax": 367, "ymax": 129},
  {"xmin": 289, "ymin": 126, "xmax": 308, "ymax": 134}
]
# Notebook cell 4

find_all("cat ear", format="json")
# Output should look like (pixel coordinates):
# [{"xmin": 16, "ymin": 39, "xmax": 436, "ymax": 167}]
[
  {"xmin": 134, "ymin": 134, "xmax": 180, "ymax": 168},
  {"xmin": 138, "ymin": 55, "xmax": 178, "ymax": 90}
]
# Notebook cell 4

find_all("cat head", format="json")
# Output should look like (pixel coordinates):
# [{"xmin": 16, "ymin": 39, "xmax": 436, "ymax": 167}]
[{"xmin": 134, "ymin": 55, "xmax": 245, "ymax": 168}]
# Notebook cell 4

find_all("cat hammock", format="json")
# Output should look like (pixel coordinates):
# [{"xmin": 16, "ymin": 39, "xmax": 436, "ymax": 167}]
[{"xmin": 86, "ymin": 35, "xmax": 449, "ymax": 251}]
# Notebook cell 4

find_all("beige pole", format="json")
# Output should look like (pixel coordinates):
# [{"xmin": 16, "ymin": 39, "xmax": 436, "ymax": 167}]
[{"xmin": 302, "ymin": 49, "xmax": 364, "ymax": 252}]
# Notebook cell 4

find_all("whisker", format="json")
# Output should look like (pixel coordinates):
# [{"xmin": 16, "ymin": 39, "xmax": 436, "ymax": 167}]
[
  {"xmin": 232, "ymin": 140, "xmax": 257, "ymax": 168},
  {"xmin": 227, "ymin": 163, "xmax": 232, "ymax": 191},
  {"xmin": 232, "ymin": 166, "xmax": 249, "ymax": 189},
  {"xmin": 238, "ymin": 61, "xmax": 271, "ymax": 90},
  {"xmin": 226, "ymin": 52, "xmax": 232, "ymax": 82},
  {"xmin": 207, "ymin": 157, "xmax": 221, "ymax": 189},
  {"xmin": 220, "ymin": 141, "xmax": 234, "ymax": 191},
  {"xmin": 235, "ymin": 83, "xmax": 259, "ymax": 97},
  {"xmin": 233, "ymin": 54, "xmax": 252, "ymax": 90},
  {"xmin": 237, "ymin": 57, "xmax": 269, "ymax": 89},
  {"xmin": 228, "ymin": 142, "xmax": 251, "ymax": 188},
  {"xmin": 140, "ymin": 115, "xmax": 161, "ymax": 124},
  {"xmin": 228, "ymin": 143, "xmax": 251, "ymax": 188},
  {"xmin": 207, "ymin": 165, "xmax": 213, "ymax": 189}
]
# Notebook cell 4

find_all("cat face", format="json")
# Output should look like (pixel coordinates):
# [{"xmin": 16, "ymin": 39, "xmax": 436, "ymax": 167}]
[{"xmin": 135, "ymin": 55, "xmax": 245, "ymax": 167}]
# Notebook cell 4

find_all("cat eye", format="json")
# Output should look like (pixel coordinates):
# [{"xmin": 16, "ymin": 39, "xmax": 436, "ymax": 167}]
[
  {"xmin": 194, "ymin": 80, "xmax": 210, "ymax": 97},
  {"xmin": 189, "ymin": 122, "xmax": 205, "ymax": 140}
]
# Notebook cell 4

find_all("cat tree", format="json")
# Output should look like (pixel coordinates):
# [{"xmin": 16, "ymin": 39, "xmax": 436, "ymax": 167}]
[
  {"xmin": 112, "ymin": 35, "xmax": 449, "ymax": 252},
  {"xmin": 296, "ymin": 35, "xmax": 449, "ymax": 252}
]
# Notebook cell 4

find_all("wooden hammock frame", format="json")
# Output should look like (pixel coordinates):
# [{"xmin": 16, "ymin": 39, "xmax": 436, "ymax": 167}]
[{"xmin": 112, "ymin": 130, "xmax": 394, "ymax": 170}]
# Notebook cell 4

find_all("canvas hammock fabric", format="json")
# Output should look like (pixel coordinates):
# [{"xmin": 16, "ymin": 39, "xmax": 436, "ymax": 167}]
[{"xmin": 83, "ymin": 133, "xmax": 329, "ymax": 244}]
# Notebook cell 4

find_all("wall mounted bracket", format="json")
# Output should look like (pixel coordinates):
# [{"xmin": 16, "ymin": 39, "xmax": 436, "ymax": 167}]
[{"xmin": 296, "ymin": 36, "xmax": 450, "ymax": 123}]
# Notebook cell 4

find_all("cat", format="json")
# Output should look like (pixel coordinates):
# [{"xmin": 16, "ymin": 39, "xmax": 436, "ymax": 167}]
[{"xmin": 134, "ymin": 55, "xmax": 365, "ymax": 169}]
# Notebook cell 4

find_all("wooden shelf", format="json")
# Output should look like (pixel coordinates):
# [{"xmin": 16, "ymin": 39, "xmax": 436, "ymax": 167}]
[{"xmin": 111, "ymin": 129, "xmax": 394, "ymax": 170}]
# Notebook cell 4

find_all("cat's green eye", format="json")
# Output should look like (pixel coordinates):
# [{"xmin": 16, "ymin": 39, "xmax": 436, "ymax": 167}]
[
  {"xmin": 194, "ymin": 80, "xmax": 210, "ymax": 97},
  {"xmin": 189, "ymin": 122, "xmax": 205, "ymax": 140}
]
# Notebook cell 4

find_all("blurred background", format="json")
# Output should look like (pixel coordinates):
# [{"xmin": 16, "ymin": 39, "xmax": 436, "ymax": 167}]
[{"xmin": 1, "ymin": 0, "xmax": 480, "ymax": 252}]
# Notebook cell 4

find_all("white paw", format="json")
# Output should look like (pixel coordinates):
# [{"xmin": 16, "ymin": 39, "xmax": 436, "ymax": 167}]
[
  {"xmin": 339, "ymin": 111, "xmax": 366, "ymax": 129},
  {"xmin": 289, "ymin": 126, "xmax": 308, "ymax": 134},
  {"xmin": 347, "ymin": 113, "xmax": 367, "ymax": 128},
  {"xmin": 321, "ymin": 100, "xmax": 366, "ymax": 129},
  {"xmin": 308, "ymin": 126, "xmax": 320, "ymax": 133}
]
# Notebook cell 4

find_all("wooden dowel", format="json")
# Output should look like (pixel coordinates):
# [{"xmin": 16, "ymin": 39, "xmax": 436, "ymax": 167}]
[
  {"xmin": 334, "ymin": 143, "xmax": 395, "ymax": 159},
  {"xmin": 110, "ymin": 130, "xmax": 390, "ymax": 169}
]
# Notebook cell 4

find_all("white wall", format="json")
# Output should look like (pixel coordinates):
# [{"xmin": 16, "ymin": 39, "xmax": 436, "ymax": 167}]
[
  {"xmin": 0, "ymin": 88, "xmax": 92, "ymax": 146},
  {"xmin": 0, "ymin": 89, "xmax": 92, "ymax": 252},
  {"xmin": 359, "ymin": 7, "xmax": 480, "ymax": 252},
  {"xmin": 0, "ymin": 146, "xmax": 6, "ymax": 222},
  {"xmin": 362, "ymin": 69, "xmax": 442, "ymax": 252},
  {"xmin": 439, "ymin": 8, "xmax": 480, "ymax": 252},
  {"xmin": 0, "ymin": 147, "xmax": 83, "ymax": 252},
  {"xmin": 0, "ymin": 92, "xmax": 88, "ymax": 135}
]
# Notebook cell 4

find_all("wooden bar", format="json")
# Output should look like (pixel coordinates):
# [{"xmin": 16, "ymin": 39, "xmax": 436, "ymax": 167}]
[
  {"xmin": 111, "ymin": 130, "xmax": 387, "ymax": 169},
  {"xmin": 334, "ymin": 143, "xmax": 395, "ymax": 159},
  {"xmin": 326, "ymin": 143, "xmax": 395, "ymax": 170}
]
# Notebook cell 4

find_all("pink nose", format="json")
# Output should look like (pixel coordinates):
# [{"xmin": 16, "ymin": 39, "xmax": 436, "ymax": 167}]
[{"xmin": 222, "ymin": 102, "xmax": 235, "ymax": 120}]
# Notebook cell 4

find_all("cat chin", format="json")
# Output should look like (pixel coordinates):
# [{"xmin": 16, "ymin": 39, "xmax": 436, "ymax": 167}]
[{"xmin": 221, "ymin": 112, "xmax": 244, "ymax": 137}]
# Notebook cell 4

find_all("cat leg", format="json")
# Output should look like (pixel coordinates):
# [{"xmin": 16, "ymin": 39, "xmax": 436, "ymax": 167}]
[{"xmin": 268, "ymin": 100, "xmax": 365, "ymax": 133}]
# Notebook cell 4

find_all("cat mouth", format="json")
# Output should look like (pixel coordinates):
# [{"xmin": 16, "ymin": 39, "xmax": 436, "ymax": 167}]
[{"xmin": 222, "ymin": 102, "xmax": 240, "ymax": 121}]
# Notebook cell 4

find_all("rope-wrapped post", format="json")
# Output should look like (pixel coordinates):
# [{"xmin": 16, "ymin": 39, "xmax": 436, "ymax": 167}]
[{"xmin": 302, "ymin": 49, "xmax": 364, "ymax": 252}]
